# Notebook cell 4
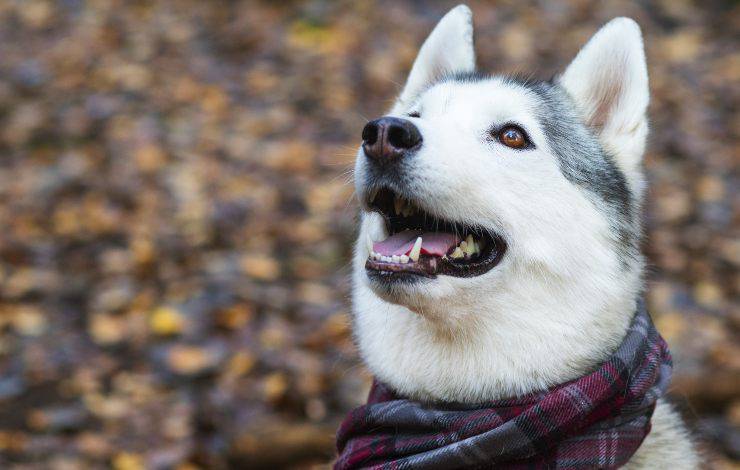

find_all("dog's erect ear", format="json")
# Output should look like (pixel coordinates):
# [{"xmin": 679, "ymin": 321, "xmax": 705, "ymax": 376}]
[
  {"xmin": 559, "ymin": 18, "xmax": 649, "ymax": 171},
  {"xmin": 393, "ymin": 5, "xmax": 475, "ymax": 110}
]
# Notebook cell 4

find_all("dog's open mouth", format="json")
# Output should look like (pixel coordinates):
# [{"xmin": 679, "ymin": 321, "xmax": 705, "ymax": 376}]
[{"xmin": 364, "ymin": 188, "xmax": 507, "ymax": 279}]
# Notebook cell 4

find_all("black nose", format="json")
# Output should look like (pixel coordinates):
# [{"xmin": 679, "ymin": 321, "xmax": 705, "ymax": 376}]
[{"xmin": 361, "ymin": 117, "xmax": 422, "ymax": 163}]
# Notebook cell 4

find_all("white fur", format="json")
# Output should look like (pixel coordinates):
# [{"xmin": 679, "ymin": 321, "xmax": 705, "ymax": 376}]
[
  {"xmin": 625, "ymin": 401, "xmax": 699, "ymax": 469},
  {"xmin": 351, "ymin": 6, "xmax": 697, "ymax": 467}
]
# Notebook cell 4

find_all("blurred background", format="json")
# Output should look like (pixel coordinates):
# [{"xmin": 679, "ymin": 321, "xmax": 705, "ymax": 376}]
[{"xmin": 0, "ymin": 0, "xmax": 736, "ymax": 468}]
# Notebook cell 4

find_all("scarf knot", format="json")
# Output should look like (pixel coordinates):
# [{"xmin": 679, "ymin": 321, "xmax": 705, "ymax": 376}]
[{"xmin": 335, "ymin": 303, "xmax": 671, "ymax": 469}]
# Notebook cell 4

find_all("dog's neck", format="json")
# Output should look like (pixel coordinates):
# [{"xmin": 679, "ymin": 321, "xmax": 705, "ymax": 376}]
[
  {"xmin": 352, "ymin": 259, "xmax": 642, "ymax": 403},
  {"xmin": 337, "ymin": 303, "xmax": 671, "ymax": 469}
]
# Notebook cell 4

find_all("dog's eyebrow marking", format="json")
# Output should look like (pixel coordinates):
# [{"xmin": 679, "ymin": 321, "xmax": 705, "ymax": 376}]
[
  {"xmin": 440, "ymin": 70, "xmax": 491, "ymax": 84},
  {"xmin": 415, "ymin": 70, "xmax": 491, "ymax": 101}
]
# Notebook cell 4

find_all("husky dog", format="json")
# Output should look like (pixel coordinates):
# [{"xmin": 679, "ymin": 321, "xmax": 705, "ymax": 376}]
[{"xmin": 350, "ymin": 5, "xmax": 697, "ymax": 468}]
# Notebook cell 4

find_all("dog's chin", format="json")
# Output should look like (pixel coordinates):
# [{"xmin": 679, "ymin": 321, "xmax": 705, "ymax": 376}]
[
  {"xmin": 363, "ymin": 253, "xmax": 499, "ymax": 323},
  {"xmin": 365, "ymin": 270, "xmax": 433, "ymax": 309}
]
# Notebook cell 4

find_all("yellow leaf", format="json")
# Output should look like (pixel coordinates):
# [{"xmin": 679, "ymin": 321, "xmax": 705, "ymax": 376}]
[
  {"xmin": 112, "ymin": 452, "xmax": 145, "ymax": 470},
  {"xmin": 149, "ymin": 306, "xmax": 185, "ymax": 336}
]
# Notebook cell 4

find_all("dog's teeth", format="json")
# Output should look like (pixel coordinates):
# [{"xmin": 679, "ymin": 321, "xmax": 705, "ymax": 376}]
[
  {"xmin": 463, "ymin": 235, "xmax": 478, "ymax": 257},
  {"xmin": 459, "ymin": 240, "xmax": 468, "ymax": 251},
  {"xmin": 392, "ymin": 255, "xmax": 400, "ymax": 263},
  {"xmin": 369, "ymin": 187, "xmax": 379, "ymax": 203},
  {"xmin": 409, "ymin": 237, "xmax": 422, "ymax": 262},
  {"xmin": 450, "ymin": 247, "xmax": 464, "ymax": 259},
  {"xmin": 400, "ymin": 254, "xmax": 409, "ymax": 264}
]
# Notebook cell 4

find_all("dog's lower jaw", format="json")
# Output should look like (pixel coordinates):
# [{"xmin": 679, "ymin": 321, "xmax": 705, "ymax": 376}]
[
  {"xmin": 352, "ymin": 261, "xmax": 641, "ymax": 404},
  {"xmin": 363, "ymin": 273, "xmax": 477, "ymax": 330}
]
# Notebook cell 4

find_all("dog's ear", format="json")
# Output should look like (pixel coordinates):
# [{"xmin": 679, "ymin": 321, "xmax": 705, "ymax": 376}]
[
  {"xmin": 559, "ymin": 18, "xmax": 649, "ymax": 172},
  {"xmin": 393, "ymin": 5, "xmax": 475, "ymax": 111}
]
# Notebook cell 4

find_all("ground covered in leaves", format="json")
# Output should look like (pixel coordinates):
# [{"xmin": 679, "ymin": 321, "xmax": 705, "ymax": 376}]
[{"xmin": 0, "ymin": 0, "xmax": 736, "ymax": 468}]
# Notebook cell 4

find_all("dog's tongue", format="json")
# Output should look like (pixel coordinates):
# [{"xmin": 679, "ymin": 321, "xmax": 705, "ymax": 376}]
[{"xmin": 373, "ymin": 230, "xmax": 461, "ymax": 257}]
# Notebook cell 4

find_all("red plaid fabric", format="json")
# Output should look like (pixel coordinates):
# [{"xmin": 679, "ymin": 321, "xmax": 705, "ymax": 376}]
[{"xmin": 335, "ymin": 303, "xmax": 671, "ymax": 469}]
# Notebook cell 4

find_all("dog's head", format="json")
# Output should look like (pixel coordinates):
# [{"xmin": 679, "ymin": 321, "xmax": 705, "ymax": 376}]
[{"xmin": 352, "ymin": 5, "xmax": 650, "ymax": 402}]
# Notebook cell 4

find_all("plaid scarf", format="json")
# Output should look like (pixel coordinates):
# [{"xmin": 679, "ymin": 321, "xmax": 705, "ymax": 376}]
[{"xmin": 335, "ymin": 303, "xmax": 672, "ymax": 469}]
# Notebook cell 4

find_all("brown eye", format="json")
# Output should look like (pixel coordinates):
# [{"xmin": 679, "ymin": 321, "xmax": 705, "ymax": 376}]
[{"xmin": 499, "ymin": 126, "xmax": 529, "ymax": 149}]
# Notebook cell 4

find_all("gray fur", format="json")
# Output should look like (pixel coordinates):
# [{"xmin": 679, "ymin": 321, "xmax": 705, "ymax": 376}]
[{"xmin": 525, "ymin": 79, "xmax": 641, "ymax": 263}]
